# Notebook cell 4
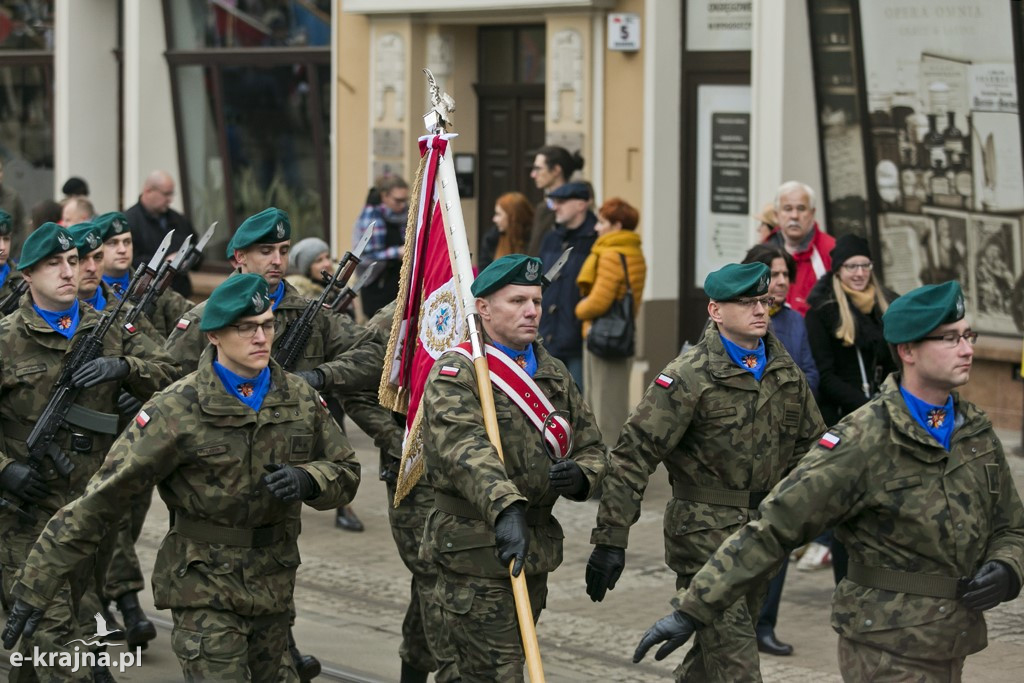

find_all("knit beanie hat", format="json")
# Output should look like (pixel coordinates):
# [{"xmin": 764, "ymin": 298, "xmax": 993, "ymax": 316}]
[
  {"xmin": 288, "ymin": 237, "xmax": 330, "ymax": 279},
  {"xmin": 829, "ymin": 234, "xmax": 872, "ymax": 274}
]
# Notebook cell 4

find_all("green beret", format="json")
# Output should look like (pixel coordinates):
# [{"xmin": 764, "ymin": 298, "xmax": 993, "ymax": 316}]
[
  {"xmin": 69, "ymin": 222, "xmax": 105, "ymax": 255},
  {"xmin": 0, "ymin": 209, "xmax": 12, "ymax": 237},
  {"xmin": 200, "ymin": 273, "xmax": 273, "ymax": 331},
  {"xmin": 17, "ymin": 222, "xmax": 76, "ymax": 271},
  {"xmin": 94, "ymin": 211, "xmax": 130, "ymax": 241},
  {"xmin": 704, "ymin": 262, "xmax": 770, "ymax": 301},
  {"xmin": 225, "ymin": 207, "xmax": 291, "ymax": 258},
  {"xmin": 883, "ymin": 281, "xmax": 964, "ymax": 344},
  {"xmin": 471, "ymin": 254, "xmax": 544, "ymax": 298}
]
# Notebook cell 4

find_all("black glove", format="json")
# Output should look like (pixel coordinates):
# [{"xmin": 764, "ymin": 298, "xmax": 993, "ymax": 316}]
[
  {"xmin": 2, "ymin": 599, "xmax": 44, "ymax": 649},
  {"xmin": 549, "ymin": 459, "xmax": 588, "ymax": 498},
  {"xmin": 0, "ymin": 463, "xmax": 50, "ymax": 502},
  {"xmin": 117, "ymin": 391, "xmax": 143, "ymax": 416},
  {"xmin": 495, "ymin": 503, "xmax": 529, "ymax": 577},
  {"xmin": 961, "ymin": 561, "xmax": 1016, "ymax": 611},
  {"xmin": 633, "ymin": 611, "xmax": 698, "ymax": 663},
  {"xmin": 294, "ymin": 369, "xmax": 325, "ymax": 391},
  {"xmin": 263, "ymin": 464, "xmax": 320, "ymax": 502},
  {"xmin": 71, "ymin": 357, "xmax": 130, "ymax": 388},
  {"xmin": 586, "ymin": 545, "xmax": 626, "ymax": 602}
]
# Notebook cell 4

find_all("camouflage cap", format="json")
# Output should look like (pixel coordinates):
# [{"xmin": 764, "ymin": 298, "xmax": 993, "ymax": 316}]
[
  {"xmin": 883, "ymin": 280, "xmax": 964, "ymax": 344},
  {"xmin": 471, "ymin": 254, "xmax": 544, "ymax": 298},
  {"xmin": 201, "ymin": 273, "xmax": 272, "ymax": 331},
  {"xmin": 0, "ymin": 209, "xmax": 12, "ymax": 236},
  {"xmin": 68, "ymin": 222, "xmax": 105, "ymax": 256},
  {"xmin": 17, "ymin": 222, "xmax": 76, "ymax": 271},
  {"xmin": 94, "ymin": 211, "xmax": 130, "ymax": 242},
  {"xmin": 704, "ymin": 262, "xmax": 770, "ymax": 301},
  {"xmin": 225, "ymin": 207, "xmax": 291, "ymax": 258}
]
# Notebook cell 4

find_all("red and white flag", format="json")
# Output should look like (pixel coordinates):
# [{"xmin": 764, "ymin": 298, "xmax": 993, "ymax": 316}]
[{"xmin": 379, "ymin": 135, "xmax": 467, "ymax": 502}]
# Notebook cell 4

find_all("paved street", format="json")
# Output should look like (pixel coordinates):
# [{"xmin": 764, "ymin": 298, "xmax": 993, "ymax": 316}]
[{"xmin": 4, "ymin": 424, "xmax": 1024, "ymax": 681}]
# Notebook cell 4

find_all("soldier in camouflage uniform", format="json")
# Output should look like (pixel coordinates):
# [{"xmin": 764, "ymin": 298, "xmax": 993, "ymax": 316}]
[
  {"xmin": 363, "ymin": 299, "xmax": 459, "ymax": 683},
  {"xmin": 421, "ymin": 255, "xmax": 607, "ymax": 682},
  {"xmin": 587, "ymin": 261, "xmax": 824, "ymax": 682},
  {"xmin": 0, "ymin": 209, "xmax": 25, "ymax": 316},
  {"xmin": 95, "ymin": 211, "xmax": 193, "ymax": 339},
  {"xmin": 635, "ymin": 281, "xmax": 1024, "ymax": 682},
  {"xmin": 0, "ymin": 223, "xmax": 177, "ymax": 682},
  {"xmin": 3, "ymin": 273, "xmax": 362, "ymax": 682}
]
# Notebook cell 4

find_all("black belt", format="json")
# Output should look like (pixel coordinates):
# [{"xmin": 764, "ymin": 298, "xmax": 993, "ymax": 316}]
[
  {"xmin": 173, "ymin": 516, "xmax": 287, "ymax": 548},
  {"xmin": 433, "ymin": 492, "xmax": 554, "ymax": 526},
  {"xmin": 847, "ymin": 561, "xmax": 967, "ymax": 600},
  {"xmin": 672, "ymin": 482, "xmax": 768, "ymax": 509}
]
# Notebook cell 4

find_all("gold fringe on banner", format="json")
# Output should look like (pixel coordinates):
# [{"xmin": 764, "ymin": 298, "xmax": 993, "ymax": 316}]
[
  {"xmin": 377, "ymin": 149, "xmax": 430, "ymax": 414},
  {"xmin": 392, "ymin": 408, "xmax": 427, "ymax": 506}
]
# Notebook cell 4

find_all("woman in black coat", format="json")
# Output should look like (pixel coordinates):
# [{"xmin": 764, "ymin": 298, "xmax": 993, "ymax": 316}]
[{"xmin": 805, "ymin": 234, "xmax": 897, "ymax": 426}]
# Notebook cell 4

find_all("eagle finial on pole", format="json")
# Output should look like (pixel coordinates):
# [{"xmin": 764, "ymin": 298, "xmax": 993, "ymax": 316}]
[{"xmin": 423, "ymin": 68, "xmax": 455, "ymax": 134}]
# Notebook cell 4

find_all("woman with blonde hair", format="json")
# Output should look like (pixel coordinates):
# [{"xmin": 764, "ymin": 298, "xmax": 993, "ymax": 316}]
[
  {"xmin": 575, "ymin": 197, "xmax": 646, "ymax": 446},
  {"xmin": 478, "ymin": 191, "xmax": 533, "ymax": 270}
]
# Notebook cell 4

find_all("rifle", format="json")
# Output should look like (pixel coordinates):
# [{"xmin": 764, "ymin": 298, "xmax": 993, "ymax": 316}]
[
  {"xmin": 326, "ymin": 261, "xmax": 383, "ymax": 311},
  {"xmin": 272, "ymin": 259, "xmax": 349, "ymax": 372},
  {"xmin": 24, "ymin": 260, "xmax": 146, "ymax": 479},
  {"xmin": 124, "ymin": 234, "xmax": 192, "ymax": 325},
  {"xmin": 178, "ymin": 221, "xmax": 217, "ymax": 274},
  {"xmin": 0, "ymin": 280, "xmax": 28, "ymax": 316},
  {"xmin": 320, "ymin": 226, "xmax": 375, "ymax": 309}
]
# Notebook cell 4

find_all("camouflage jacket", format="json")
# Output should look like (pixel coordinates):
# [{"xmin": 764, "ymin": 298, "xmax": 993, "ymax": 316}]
[
  {"xmin": 592, "ymin": 323, "xmax": 824, "ymax": 577},
  {"xmin": 163, "ymin": 279, "xmax": 384, "ymax": 391},
  {"xmin": 0, "ymin": 295, "xmax": 177, "ymax": 530},
  {"xmin": 146, "ymin": 286, "xmax": 193, "ymax": 340},
  {"xmin": 14, "ymin": 348, "xmax": 361, "ymax": 616},
  {"xmin": 421, "ymin": 340, "xmax": 607, "ymax": 579},
  {"xmin": 675, "ymin": 374, "xmax": 1024, "ymax": 659}
]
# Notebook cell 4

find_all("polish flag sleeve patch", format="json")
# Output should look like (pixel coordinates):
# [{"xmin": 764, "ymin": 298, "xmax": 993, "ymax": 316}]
[
  {"xmin": 135, "ymin": 410, "xmax": 151, "ymax": 428},
  {"xmin": 176, "ymin": 318, "xmax": 191, "ymax": 330},
  {"xmin": 439, "ymin": 365, "xmax": 460, "ymax": 377},
  {"xmin": 654, "ymin": 373, "xmax": 674, "ymax": 388},
  {"xmin": 819, "ymin": 432, "xmax": 840, "ymax": 449},
  {"xmin": 123, "ymin": 322, "xmax": 137, "ymax": 334}
]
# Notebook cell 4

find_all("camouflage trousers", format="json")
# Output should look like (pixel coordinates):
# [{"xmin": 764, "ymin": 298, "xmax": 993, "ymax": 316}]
[
  {"xmin": 103, "ymin": 488, "xmax": 152, "ymax": 599},
  {"xmin": 837, "ymin": 636, "xmax": 965, "ymax": 683},
  {"xmin": 386, "ymin": 480, "xmax": 459, "ymax": 681},
  {"xmin": 673, "ymin": 572, "xmax": 764, "ymax": 683},
  {"xmin": 1, "ymin": 524, "xmax": 97, "ymax": 683},
  {"xmin": 435, "ymin": 567, "xmax": 548, "ymax": 683},
  {"xmin": 170, "ymin": 608, "xmax": 297, "ymax": 682}
]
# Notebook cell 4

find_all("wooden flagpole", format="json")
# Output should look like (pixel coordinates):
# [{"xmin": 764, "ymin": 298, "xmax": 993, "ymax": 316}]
[{"xmin": 424, "ymin": 70, "xmax": 546, "ymax": 682}]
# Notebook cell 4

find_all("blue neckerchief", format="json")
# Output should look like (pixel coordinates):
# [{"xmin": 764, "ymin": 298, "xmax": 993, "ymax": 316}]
[
  {"xmin": 899, "ymin": 386, "xmax": 955, "ymax": 450},
  {"xmin": 0, "ymin": 263, "xmax": 9, "ymax": 289},
  {"xmin": 269, "ymin": 283, "xmax": 285, "ymax": 311},
  {"xmin": 82, "ymin": 286, "xmax": 107, "ymax": 311},
  {"xmin": 720, "ymin": 334, "xmax": 767, "ymax": 381},
  {"xmin": 492, "ymin": 340, "xmax": 538, "ymax": 378},
  {"xmin": 213, "ymin": 360, "xmax": 271, "ymax": 412},
  {"xmin": 33, "ymin": 300, "xmax": 82, "ymax": 339},
  {"xmin": 102, "ymin": 272, "xmax": 131, "ymax": 299}
]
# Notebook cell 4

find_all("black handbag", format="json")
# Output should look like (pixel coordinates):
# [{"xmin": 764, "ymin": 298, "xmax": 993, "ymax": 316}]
[{"xmin": 586, "ymin": 253, "xmax": 635, "ymax": 358}]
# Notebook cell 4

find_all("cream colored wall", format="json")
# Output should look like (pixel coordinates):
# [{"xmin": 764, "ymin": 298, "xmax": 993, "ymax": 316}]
[
  {"xmin": 546, "ymin": 14, "xmax": 594, "ymax": 179},
  {"xmin": 335, "ymin": 9, "xmax": 372, "ymax": 252},
  {"xmin": 601, "ymin": 0, "xmax": 643, "ymax": 209}
]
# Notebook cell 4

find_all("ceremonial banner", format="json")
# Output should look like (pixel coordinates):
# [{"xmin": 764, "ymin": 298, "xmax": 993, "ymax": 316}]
[{"xmin": 379, "ymin": 135, "xmax": 467, "ymax": 503}]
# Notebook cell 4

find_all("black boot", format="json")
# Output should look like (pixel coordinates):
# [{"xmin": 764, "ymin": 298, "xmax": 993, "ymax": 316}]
[
  {"xmin": 92, "ymin": 663, "xmax": 117, "ymax": 682},
  {"xmin": 115, "ymin": 592, "xmax": 156, "ymax": 649},
  {"xmin": 101, "ymin": 601, "xmax": 124, "ymax": 640},
  {"xmin": 289, "ymin": 630, "xmax": 321, "ymax": 682},
  {"xmin": 334, "ymin": 505, "xmax": 364, "ymax": 532},
  {"xmin": 400, "ymin": 661, "xmax": 430, "ymax": 683}
]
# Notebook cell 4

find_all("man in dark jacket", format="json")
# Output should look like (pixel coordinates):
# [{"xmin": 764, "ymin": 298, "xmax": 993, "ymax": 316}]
[
  {"xmin": 538, "ymin": 181, "xmax": 597, "ymax": 388},
  {"xmin": 124, "ymin": 170, "xmax": 199, "ymax": 297}
]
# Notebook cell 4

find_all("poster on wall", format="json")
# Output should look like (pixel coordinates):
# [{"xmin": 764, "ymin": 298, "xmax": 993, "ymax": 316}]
[
  {"xmin": 694, "ymin": 85, "xmax": 752, "ymax": 287},
  {"xmin": 686, "ymin": 1, "xmax": 752, "ymax": 52},
  {"xmin": 858, "ymin": 0, "xmax": 1024, "ymax": 334}
]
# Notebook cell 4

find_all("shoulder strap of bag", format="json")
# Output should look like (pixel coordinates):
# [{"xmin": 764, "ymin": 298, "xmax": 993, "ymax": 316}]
[{"xmin": 619, "ymin": 252, "xmax": 632, "ymax": 297}]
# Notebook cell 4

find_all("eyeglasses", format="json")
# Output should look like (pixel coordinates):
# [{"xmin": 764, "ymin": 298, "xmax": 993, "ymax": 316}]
[
  {"xmin": 726, "ymin": 296, "xmax": 775, "ymax": 309},
  {"xmin": 227, "ymin": 320, "xmax": 276, "ymax": 339},
  {"xmin": 919, "ymin": 331, "xmax": 979, "ymax": 348},
  {"xmin": 841, "ymin": 262, "xmax": 873, "ymax": 272}
]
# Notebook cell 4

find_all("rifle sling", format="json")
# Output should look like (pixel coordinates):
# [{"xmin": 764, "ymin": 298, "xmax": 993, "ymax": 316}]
[{"xmin": 63, "ymin": 404, "xmax": 120, "ymax": 435}]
